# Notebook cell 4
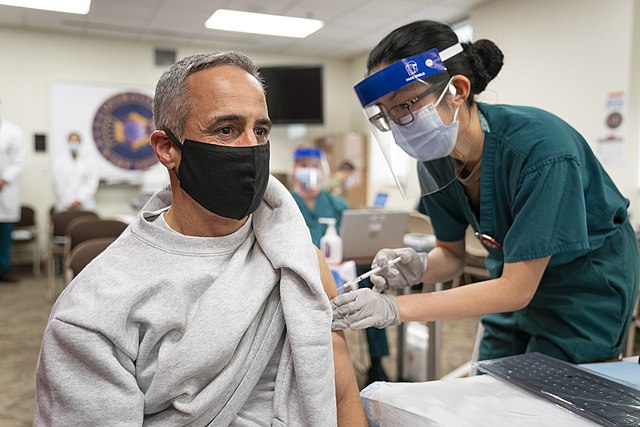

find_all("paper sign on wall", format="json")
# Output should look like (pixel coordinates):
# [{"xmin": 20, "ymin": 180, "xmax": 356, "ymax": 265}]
[{"xmin": 596, "ymin": 91, "xmax": 626, "ymax": 167}]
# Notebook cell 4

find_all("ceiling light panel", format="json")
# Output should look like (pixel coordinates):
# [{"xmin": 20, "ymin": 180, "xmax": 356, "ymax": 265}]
[
  {"xmin": 205, "ymin": 9, "xmax": 323, "ymax": 38},
  {"xmin": 0, "ymin": 0, "xmax": 91, "ymax": 14}
]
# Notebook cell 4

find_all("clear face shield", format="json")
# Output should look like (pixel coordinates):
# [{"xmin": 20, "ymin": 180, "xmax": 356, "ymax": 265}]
[
  {"xmin": 354, "ymin": 44, "xmax": 470, "ymax": 198},
  {"xmin": 289, "ymin": 147, "xmax": 331, "ymax": 192}
]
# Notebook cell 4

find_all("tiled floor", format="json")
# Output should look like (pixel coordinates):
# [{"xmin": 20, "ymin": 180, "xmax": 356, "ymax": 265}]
[{"xmin": 0, "ymin": 266, "xmax": 54, "ymax": 427}]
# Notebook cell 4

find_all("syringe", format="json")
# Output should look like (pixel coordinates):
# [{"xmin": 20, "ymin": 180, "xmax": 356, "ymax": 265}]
[{"xmin": 336, "ymin": 256, "xmax": 403, "ymax": 293}]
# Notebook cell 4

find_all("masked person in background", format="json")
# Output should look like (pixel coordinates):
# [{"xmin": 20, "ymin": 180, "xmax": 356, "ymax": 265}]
[
  {"xmin": 325, "ymin": 160, "xmax": 357, "ymax": 201},
  {"xmin": 0, "ymin": 113, "xmax": 27, "ymax": 283},
  {"xmin": 52, "ymin": 132, "xmax": 99, "ymax": 213},
  {"xmin": 290, "ymin": 147, "xmax": 391, "ymax": 383},
  {"xmin": 290, "ymin": 147, "xmax": 349, "ymax": 246},
  {"xmin": 332, "ymin": 20, "xmax": 639, "ymax": 365},
  {"xmin": 35, "ymin": 51, "xmax": 366, "ymax": 426}
]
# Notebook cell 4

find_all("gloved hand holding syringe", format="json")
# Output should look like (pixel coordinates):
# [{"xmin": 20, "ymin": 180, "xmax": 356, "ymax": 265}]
[{"xmin": 336, "ymin": 256, "xmax": 402, "ymax": 293}]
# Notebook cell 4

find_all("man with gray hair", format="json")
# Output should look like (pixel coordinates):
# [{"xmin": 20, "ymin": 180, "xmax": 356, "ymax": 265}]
[{"xmin": 35, "ymin": 51, "xmax": 366, "ymax": 426}]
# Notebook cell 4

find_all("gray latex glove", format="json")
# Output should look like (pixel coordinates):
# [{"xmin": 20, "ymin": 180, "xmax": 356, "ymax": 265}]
[
  {"xmin": 331, "ymin": 288, "xmax": 400, "ymax": 330},
  {"xmin": 369, "ymin": 247, "xmax": 427, "ymax": 292}
]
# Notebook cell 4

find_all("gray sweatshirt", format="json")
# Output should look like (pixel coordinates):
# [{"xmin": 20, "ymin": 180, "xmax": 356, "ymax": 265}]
[{"xmin": 34, "ymin": 178, "xmax": 336, "ymax": 426}]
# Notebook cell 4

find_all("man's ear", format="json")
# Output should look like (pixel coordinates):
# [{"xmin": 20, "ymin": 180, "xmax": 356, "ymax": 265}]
[
  {"xmin": 151, "ymin": 130, "xmax": 180, "ymax": 170},
  {"xmin": 450, "ymin": 75, "xmax": 471, "ymax": 107}
]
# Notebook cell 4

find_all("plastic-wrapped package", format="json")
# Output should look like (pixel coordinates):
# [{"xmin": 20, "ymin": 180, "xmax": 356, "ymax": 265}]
[{"xmin": 360, "ymin": 376, "xmax": 597, "ymax": 426}]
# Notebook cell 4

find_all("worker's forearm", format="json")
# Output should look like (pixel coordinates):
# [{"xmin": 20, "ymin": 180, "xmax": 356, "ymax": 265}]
[
  {"xmin": 421, "ymin": 246, "xmax": 465, "ymax": 285},
  {"xmin": 401, "ymin": 257, "xmax": 548, "ymax": 322},
  {"xmin": 332, "ymin": 331, "xmax": 368, "ymax": 426},
  {"xmin": 397, "ymin": 276, "xmax": 530, "ymax": 322}
]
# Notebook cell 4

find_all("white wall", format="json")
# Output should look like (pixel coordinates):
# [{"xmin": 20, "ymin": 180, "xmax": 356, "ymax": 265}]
[
  {"xmin": 0, "ymin": 27, "xmax": 356, "ymax": 241},
  {"xmin": 629, "ymin": 1, "xmax": 640, "ymax": 195}
]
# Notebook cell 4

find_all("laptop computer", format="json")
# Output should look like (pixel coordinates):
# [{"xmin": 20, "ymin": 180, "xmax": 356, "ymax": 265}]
[{"xmin": 340, "ymin": 209, "xmax": 410, "ymax": 260}]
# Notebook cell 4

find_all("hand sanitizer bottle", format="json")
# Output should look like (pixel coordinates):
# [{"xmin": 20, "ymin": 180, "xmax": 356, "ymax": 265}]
[{"xmin": 318, "ymin": 217, "xmax": 343, "ymax": 266}]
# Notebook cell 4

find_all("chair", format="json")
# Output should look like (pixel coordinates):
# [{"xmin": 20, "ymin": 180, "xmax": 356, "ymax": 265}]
[
  {"xmin": 408, "ymin": 211, "xmax": 434, "ymax": 235},
  {"xmin": 11, "ymin": 205, "xmax": 41, "ymax": 275},
  {"xmin": 47, "ymin": 210, "xmax": 99, "ymax": 300},
  {"xmin": 64, "ymin": 237, "xmax": 116, "ymax": 286},
  {"xmin": 64, "ymin": 219, "xmax": 128, "ymax": 267},
  {"xmin": 450, "ymin": 227, "xmax": 491, "ymax": 288},
  {"xmin": 462, "ymin": 226, "xmax": 491, "ymax": 281}
]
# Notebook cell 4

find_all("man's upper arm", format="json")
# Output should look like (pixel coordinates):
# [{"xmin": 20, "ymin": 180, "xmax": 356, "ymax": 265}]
[
  {"xmin": 315, "ymin": 248, "xmax": 368, "ymax": 425},
  {"xmin": 316, "ymin": 247, "xmax": 338, "ymax": 299},
  {"xmin": 35, "ymin": 319, "xmax": 144, "ymax": 426}
]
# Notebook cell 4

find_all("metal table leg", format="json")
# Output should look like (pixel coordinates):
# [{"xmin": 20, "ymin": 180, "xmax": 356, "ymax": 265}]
[
  {"xmin": 425, "ymin": 281, "xmax": 443, "ymax": 381},
  {"xmin": 396, "ymin": 287, "xmax": 407, "ymax": 381}
]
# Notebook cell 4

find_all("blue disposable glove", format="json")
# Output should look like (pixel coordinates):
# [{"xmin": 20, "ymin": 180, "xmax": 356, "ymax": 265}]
[
  {"xmin": 331, "ymin": 288, "xmax": 400, "ymax": 330},
  {"xmin": 369, "ymin": 247, "xmax": 427, "ymax": 292}
]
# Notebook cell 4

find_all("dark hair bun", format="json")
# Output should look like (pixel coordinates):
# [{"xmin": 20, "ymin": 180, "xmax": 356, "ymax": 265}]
[{"xmin": 467, "ymin": 39, "xmax": 504, "ymax": 93}]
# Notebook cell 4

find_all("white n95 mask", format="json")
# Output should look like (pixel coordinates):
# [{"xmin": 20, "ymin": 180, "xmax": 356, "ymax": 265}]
[
  {"xmin": 390, "ymin": 85, "xmax": 460, "ymax": 162},
  {"xmin": 295, "ymin": 167, "xmax": 322, "ymax": 190}
]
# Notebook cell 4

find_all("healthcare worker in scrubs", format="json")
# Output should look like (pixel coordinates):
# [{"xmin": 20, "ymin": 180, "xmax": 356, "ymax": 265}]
[
  {"xmin": 53, "ymin": 132, "xmax": 99, "ymax": 213},
  {"xmin": 290, "ymin": 147, "xmax": 349, "ymax": 247},
  {"xmin": 331, "ymin": 20, "xmax": 639, "ymax": 364},
  {"xmin": 0, "ymin": 115, "xmax": 26, "ymax": 283}
]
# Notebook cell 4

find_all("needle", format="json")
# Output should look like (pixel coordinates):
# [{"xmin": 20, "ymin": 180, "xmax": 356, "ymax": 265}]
[{"xmin": 336, "ymin": 256, "xmax": 403, "ymax": 293}]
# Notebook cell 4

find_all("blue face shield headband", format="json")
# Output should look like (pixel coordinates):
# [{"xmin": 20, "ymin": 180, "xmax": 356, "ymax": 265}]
[
  {"xmin": 354, "ymin": 44, "xmax": 463, "ymax": 108},
  {"xmin": 292, "ymin": 147, "xmax": 328, "ymax": 190},
  {"xmin": 293, "ymin": 147, "xmax": 324, "ymax": 161}
]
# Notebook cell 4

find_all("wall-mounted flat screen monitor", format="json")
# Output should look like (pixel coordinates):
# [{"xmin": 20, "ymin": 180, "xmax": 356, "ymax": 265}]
[{"xmin": 259, "ymin": 65, "xmax": 324, "ymax": 125}]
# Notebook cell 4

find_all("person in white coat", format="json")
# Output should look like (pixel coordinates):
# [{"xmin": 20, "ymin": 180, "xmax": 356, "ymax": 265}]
[
  {"xmin": 53, "ymin": 132, "xmax": 99, "ymax": 213},
  {"xmin": 0, "ymin": 116, "xmax": 27, "ymax": 282}
]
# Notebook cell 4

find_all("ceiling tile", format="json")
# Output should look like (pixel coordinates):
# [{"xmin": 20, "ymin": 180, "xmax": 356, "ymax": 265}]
[
  {"xmin": 353, "ymin": 0, "xmax": 435, "ymax": 20},
  {"xmin": 0, "ymin": 5, "xmax": 24, "ymax": 26},
  {"xmin": 207, "ymin": 0, "xmax": 288, "ymax": 15},
  {"xmin": 88, "ymin": 1, "xmax": 156, "ymax": 26},
  {"xmin": 146, "ymin": 7, "xmax": 214, "ymax": 30},
  {"xmin": 23, "ymin": 9, "xmax": 86, "ymax": 28},
  {"xmin": 284, "ymin": 0, "xmax": 369, "ymax": 20}
]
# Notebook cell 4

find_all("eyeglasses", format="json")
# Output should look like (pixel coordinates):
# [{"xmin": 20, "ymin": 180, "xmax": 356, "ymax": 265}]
[
  {"xmin": 368, "ymin": 85, "xmax": 442, "ymax": 132},
  {"xmin": 368, "ymin": 86, "xmax": 435, "ymax": 132}
]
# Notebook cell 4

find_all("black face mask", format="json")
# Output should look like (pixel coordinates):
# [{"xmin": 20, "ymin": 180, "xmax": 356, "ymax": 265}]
[{"xmin": 165, "ymin": 130, "xmax": 270, "ymax": 220}]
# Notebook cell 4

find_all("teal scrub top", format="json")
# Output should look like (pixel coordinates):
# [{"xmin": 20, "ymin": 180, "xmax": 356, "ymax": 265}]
[
  {"xmin": 291, "ymin": 190, "xmax": 349, "ymax": 248},
  {"xmin": 421, "ymin": 103, "xmax": 629, "ymax": 278},
  {"xmin": 421, "ymin": 103, "xmax": 638, "ymax": 362}
]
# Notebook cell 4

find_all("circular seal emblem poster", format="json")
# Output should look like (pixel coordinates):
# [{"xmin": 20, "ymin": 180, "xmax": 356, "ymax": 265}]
[{"xmin": 92, "ymin": 92, "xmax": 157, "ymax": 170}]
